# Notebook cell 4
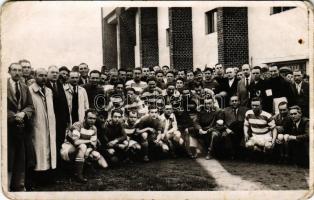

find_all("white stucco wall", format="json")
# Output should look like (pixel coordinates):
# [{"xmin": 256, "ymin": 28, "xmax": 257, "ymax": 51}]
[
  {"xmin": 157, "ymin": 7, "xmax": 170, "ymax": 67},
  {"xmin": 248, "ymin": 6, "xmax": 310, "ymax": 66},
  {"xmin": 2, "ymin": 2, "xmax": 104, "ymax": 70},
  {"xmin": 192, "ymin": 7, "xmax": 218, "ymax": 70}
]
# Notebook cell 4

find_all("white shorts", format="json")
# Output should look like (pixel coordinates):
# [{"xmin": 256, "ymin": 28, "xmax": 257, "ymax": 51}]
[
  {"xmin": 60, "ymin": 143, "xmax": 76, "ymax": 161},
  {"xmin": 247, "ymin": 134, "xmax": 272, "ymax": 147}
]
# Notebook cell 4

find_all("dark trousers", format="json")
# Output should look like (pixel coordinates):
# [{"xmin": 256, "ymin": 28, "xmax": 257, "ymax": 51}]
[{"xmin": 8, "ymin": 134, "xmax": 26, "ymax": 191}]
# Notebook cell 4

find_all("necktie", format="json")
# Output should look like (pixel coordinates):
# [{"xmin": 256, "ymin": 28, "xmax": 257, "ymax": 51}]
[
  {"xmin": 71, "ymin": 86, "xmax": 79, "ymax": 123},
  {"xmin": 15, "ymin": 81, "xmax": 20, "ymax": 102},
  {"xmin": 233, "ymin": 108, "xmax": 237, "ymax": 119},
  {"xmin": 53, "ymin": 82, "xmax": 58, "ymax": 94},
  {"xmin": 246, "ymin": 78, "xmax": 249, "ymax": 87}
]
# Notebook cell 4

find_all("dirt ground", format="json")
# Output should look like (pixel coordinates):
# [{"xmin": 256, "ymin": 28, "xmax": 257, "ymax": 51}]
[{"xmin": 31, "ymin": 157, "xmax": 309, "ymax": 191}]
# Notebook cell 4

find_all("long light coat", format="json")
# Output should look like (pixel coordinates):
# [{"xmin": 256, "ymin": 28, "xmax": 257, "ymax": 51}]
[
  {"xmin": 29, "ymin": 83, "xmax": 57, "ymax": 171},
  {"xmin": 64, "ymin": 84, "xmax": 89, "ymax": 124}
]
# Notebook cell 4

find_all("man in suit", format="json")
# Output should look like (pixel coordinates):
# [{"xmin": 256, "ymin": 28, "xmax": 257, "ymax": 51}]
[
  {"xmin": 214, "ymin": 63, "xmax": 228, "ymax": 108},
  {"xmin": 46, "ymin": 66, "xmax": 71, "ymax": 167},
  {"xmin": 264, "ymin": 65, "xmax": 294, "ymax": 114},
  {"xmin": 292, "ymin": 69, "xmax": 309, "ymax": 117},
  {"xmin": 83, "ymin": 70, "xmax": 105, "ymax": 110},
  {"xmin": 281, "ymin": 106, "xmax": 309, "ymax": 166},
  {"xmin": 7, "ymin": 63, "xmax": 34, "ymax": 191},
  {"xmin": 78, "ymin": 63, "xmax": 89, "ymax": 85},
  {"xmin": 225, "ymin": 68, "xmax": 238, "ymax": 107},
  {"xmin": 222, "ymin": 96, "xmax": 248, "ymax": 156},
  {"xmin": 237, "ymin": 64, "xmax": 253, "ymax": 107},
  {"xmin": 19, "ymin": 59, "xmax": 33, "ymax": 86}
]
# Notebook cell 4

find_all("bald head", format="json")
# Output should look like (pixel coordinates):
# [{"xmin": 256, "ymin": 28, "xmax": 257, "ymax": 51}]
[{"xmin": 225, "ymin": 68, "xmax": 235, "ymax": 80}]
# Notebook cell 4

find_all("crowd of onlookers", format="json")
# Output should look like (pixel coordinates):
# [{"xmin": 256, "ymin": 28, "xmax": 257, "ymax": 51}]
[{"xmin": 7, "ymin": 60, "xmax": 309, "ymax": 191}]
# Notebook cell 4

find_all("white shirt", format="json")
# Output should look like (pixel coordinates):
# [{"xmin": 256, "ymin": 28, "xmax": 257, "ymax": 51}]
[
  {"xmin": 228, "ymin": 78, "xmax": 235, "ymax": 87},
  {"xmin": 244, "ymin": 76, "xmax": 251, "ymax": 86},
  {"xmin": 9, "ymin": 78, "xmax": 20, "ymax": 97},
  {"xmin": 295, "ymin": 82, "xmax": 302, "ymax": 94},
  {"xmin": 295, "ymin": 120, "xmax": 301, "ymax": 129}
]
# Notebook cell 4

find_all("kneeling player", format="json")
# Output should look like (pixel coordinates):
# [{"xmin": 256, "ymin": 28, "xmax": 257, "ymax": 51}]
[
  {"xmin": 134, "ymin": 105, "xmax": 164, "ymax": 162},
  {"xmin": 60, "ymin": 109, "xmax": 108, "ymax": 183}
]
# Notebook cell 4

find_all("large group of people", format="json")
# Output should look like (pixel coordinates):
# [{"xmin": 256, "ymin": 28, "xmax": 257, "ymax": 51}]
[{"xmin": 7, "ymin": 60, "xmax": 309, "ymax": 191}]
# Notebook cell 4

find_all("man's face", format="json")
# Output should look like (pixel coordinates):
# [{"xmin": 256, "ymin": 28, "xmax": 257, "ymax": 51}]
[
  {"xmin": 204, "ymin": 70, "xmax": 212, "ymax": 81},
  {"xmin": 20, "ymin": 61, "xmax": 31, "ymax": 77},
  {"xmin": 149, "ymin": 71, "xmax": 156, "ymax": 77},
  {"xmin": 112, "ymin": 112, "xmax": 122, "ymax": 124},
  {"xmin": 35, "ymin": 69, "xmax": 48, "ymax": 87},
  {"xmin": 195, "ymin": 86, "xmax": 203, "ymax": 95},
  {"xmin": 127, "ymin": 90, "xmax": 136, "ymax": 101},
  {"xmin": 252, "ymin": 69, "xmax": 261, "ymax": 81},
  {"xmin": 286, "ymin": 74, "xmax": 293, "ymax": 82},
  {"xmin": 119, "ymin": 71, "xmax": 127, "ymax": 81},
  {"xmin": 100, "ymin": 74, "xmax": 107, "ymax": 85},
  {"xmin": 153, "ymin": 66, "xmax": 160, "ymax": 72},
  {"xmin": 215, "ymin": 64, "xmax": 224, "ymax": 76},
  {"xmin": 233, "ymin": 67, "xmax": 239, "ymax": 74},
  {"xmin": 293, "ymin": 71, "xmax": 303, "ymax": 84},
  {"xmin": 178, "ymin": 71, "xmax": 185, "ymax": 79},
  {"xmin": 69, "ymin": 72, "xmax": 80, "ymax": 86},
  {"xmin": 148, "ymin": 80, "xmax": 156, "ymax": 90},
  {"xmin": 142, "ymin": 68, "xmax": 150, "ymax": 76},
  {"xmin": 156, "ymin": 73, "xmax": 164, "ymax": 82},
  {"xmin": 48, "ymin": 67, "xmax": 59, "ymax": 82},
  {"xmin": 166, "ymin": 73, "xmax": 174, "ymax": 83},
  {"xmin": 162, "ymin": 66, "xmax": 169, "ymax": 74},
  {"xmin": 196, "ymin": 73, "xmax": 203, "ymax": 81},
  {"xmin": 149, "ymin": 108, "xmax": 159, "ymax": 119},
  {"xmin": 269, "ymin": 66, "xmax": 279, "ymax": 78},
  {"xmin": 59, "ymin": 70, "xmax": 69, "ymax": 82},
  {"xmin": 9, "ymin": 64, "xmax": 23, "ymax": 81},
  {"xmin": 79, "ymin": 64, "xmax": 89, "ymax": 77},
  {"xmin": 133, "ymin": 70, "xmax": 142, "ymax": 81},
  {"xmin": 126, "ymin": 71, "xmax": 133, "ymax": 80},
  {"xmin": 166, "ymin": 85, "xmax": 175, "ymax": 96},
  {"xmin": 112, "ymin": 97, "xmax": 123, "ymax": 108},
  {"xmin": 204, "ymin": 99, "xmax": 213, "ymax": 110},
  {"xmin": 242, "ymin": 64, "xmax": 251, "ymax": 77},
  {"xmin": 237, "ymin": 72, "xmax": 243, "ymax": 80},
  {"xmin": 86, "ymin": 112, "xmax": 97, "ymax": 126},
  {"xmin": 128, "ymin": 112, "xmax": 138, "ymax": 124},
  {"xmin": 164, "ymin": 105, "xmax": 173, "ymax": 116},
  {"xmin": 226, "ymin": 68, "xmax": 235, "ymax": 80},
  {"xmin": 289, "ymin": 109, "xmax": 301, "ymax": 123},
  {"xmin": 251, "ymin": 100, "xmax": 261, "ymax": 115},
  {"xmin": 187, "ymin": 72, "xmax": 194, "ymax": 80},
  {"xmin": 230, "ymin": 96, "xmax": 239, "ymax": 108},
  {"xmin": 176, "ymin": 80, "xmax": 184, "ymax": 89},
  {"xmin": 278, "ymin": 104, "xmax": 288, "ymax": 117},
  {"xmin": 115, "ymin": 84, "xmax": 124, "ymax": 93},
  {"xmin": 89, "ymin": 73, "xmax": 100, "ymax": 86}
]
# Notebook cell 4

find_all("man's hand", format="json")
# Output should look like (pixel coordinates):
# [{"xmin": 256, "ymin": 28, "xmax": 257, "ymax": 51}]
[
  {"xmin": 108, "ymin": 139, "xmax": 118, "ymax": 147},
  {"xmin": 15, "ymin": 112, "xmax": 25, "ymax": 123},
  {"xmin": 199, "ymin": 129, "xmax": 207, "ymax": 135},
  {"xmin": 288, "ymin": 135, "xmax": 297, "ymax": 141}
]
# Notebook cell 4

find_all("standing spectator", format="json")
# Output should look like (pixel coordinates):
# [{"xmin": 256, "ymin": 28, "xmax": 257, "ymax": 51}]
[
  {"xmin": 225, "ymin": 68, "xmax": 238, "ymax": 106},
  {"xmin": 237, "ymin": 64, "xmax": 253, "ymax": 107},
  {"xmin": 7, "ymin": 63, "xmax": 34, "ymax": 191},
  {"xmin": 291, "ymin": 69, "xmax": 309, "ymax": 117},
  {"xmin": 286, "ymin": 73, "xmax": 294, "ymax": 83},
  {"xmin": 46, "ymin": 66, "xmax": 71, "ymax": 167},
  {"xmin": 153, "ymin": 65, "xmax": 161, "ymax": 72},
  {"xmin": 64, "ymin": 71, "xmax": 89, "ymax": 124},
  {"xmin": 265, "ymin": 65, "xmax": 294, "ymax": 114},
  {"xmin": 83, "ymin": 70, "xmax": 105, "ymax": 110},
  {"xmin": 78, "ymin": 63, "xmax": 89, "ymax": 85},
  {"xmin": 58, "ymin": 66, "xmax": 70, "ymax": 84},
  {"xmin": 19, "ymin": 59, "xmax": 33, "ymax": 86},
  {"xmin": 29, "ymin": 68, "xmax": 57, "ymax": 179},
  {"xmin": 165, "ymin": 71, "xmax": 176, "ymax": 84},
  {"xmin": 156, "ymin": 70, "xmax": 166, "ymax": 89},
  {"xmin": 141, "ymin": 67, "xmax": 150, "ymax": 82},
  {"xmin": 248, "ymin": 66, "xmax": 268, "ymax": 111},
  {"xmin": 118, "ymin": 69, "xmax": 127, "ymax": 84},
  {"xmin": 177, "ymin": 69, "xmax": 186, "ymax": 79},
  {"xmin": 236, "ymin": 71, "xmax": 243, "ymax": 80},
  {"xmin": 202, "ymin": 67, "xmax": 219, "ymax": 91},
  {"xmin": 162, "ymin": 65, "xmax": 170, "ymax": 75},
  {"xmin": 125, "ymin": 68, "xmax": 148, "ymax": 94},
  {"xmin": 126, "ymin": 70, "xmax": 133, "ymax": 82}
]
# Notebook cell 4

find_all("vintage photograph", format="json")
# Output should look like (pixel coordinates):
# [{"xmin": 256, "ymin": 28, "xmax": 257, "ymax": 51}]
[{"xmin": 1, "ymin": 1, "xmax": 313, "ymax": 199}]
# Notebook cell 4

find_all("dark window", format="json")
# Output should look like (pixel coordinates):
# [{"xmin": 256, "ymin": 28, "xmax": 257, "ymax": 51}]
[
  {"xmin": 166, "ymin": 28, "xmax": 169, "ymax": 47},
  {"xmin": 270, "ymin": 7, "xmax": 296, "ymax": 15},
  {"xmin": 205, "ymin": 9, "xmax": 217, "ymax": 34}
]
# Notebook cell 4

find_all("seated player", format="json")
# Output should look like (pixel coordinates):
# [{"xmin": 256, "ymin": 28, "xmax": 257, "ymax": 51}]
[
  {"xmin": 244, "ymin": 97, "xmax": 277, "ymax": 153},
  {"xmin": 159, "ymin": 104, "xmax": 184, "ymax": 157},
  {"xmin": 134, "ymin": 105, "xmax": 164, "ymax": 162},
  {"xmin": 60, "ymin": 109, "xmax": 108, "ymax": 183},
  {"xmin": 98, "ymin": 109, "xmax": 128, "ymax": 165},
  {"xmin": 278, "ymin": 106, "xmax": 309, "ymax": 166},
  {"xmin": 186, "ymin": 98, "xmax": 224, "ymax": 160},
  {"xmin": 123, "ymin": 111, "xmax": 142, "ymax": 159}
]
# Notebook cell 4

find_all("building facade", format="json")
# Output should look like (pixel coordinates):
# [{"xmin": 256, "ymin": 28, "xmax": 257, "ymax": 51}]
[{"xmin": 102, "ymin": 6, "xmax": 311, "ymax": 73}]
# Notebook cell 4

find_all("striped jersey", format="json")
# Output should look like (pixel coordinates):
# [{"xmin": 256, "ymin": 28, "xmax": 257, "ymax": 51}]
[{"xmin": 244, "ymin": 110, "xmax": 276, "ymax": 135}]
